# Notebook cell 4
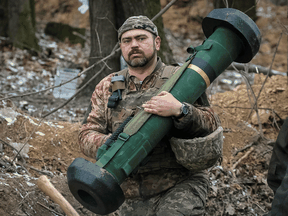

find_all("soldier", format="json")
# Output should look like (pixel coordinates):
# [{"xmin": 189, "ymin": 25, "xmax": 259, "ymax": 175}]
[
  {"xmin": 79, "ymin": 15, "xmax": 222, "ymax": 216},
  {"xmin": 264, "ymin": 117, "xmax": 288, "ymax": 216}
]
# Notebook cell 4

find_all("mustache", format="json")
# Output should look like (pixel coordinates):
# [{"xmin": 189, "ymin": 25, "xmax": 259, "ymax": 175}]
[{"xmin": 128, "ymin": 49, "xmax": 144, "ymax": 58}]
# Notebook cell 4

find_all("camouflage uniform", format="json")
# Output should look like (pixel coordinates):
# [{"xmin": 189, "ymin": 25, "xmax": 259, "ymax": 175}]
[
  {"xmin": 79, "ymin": 15, "xmax": 222, "ymax": 216},
  {"xmin": 264, "ymin": 118, "xmax": 288, "ymax": 216}
]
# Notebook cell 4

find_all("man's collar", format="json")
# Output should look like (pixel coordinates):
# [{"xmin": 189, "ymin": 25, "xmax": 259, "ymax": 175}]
[{"xmin": 153, "ymin": 57, "xmax": 163, "ymax": 74}]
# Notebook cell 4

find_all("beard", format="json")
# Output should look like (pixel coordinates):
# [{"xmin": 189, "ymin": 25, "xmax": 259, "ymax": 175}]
[{"xmin": 124, "ymin": 47, "xmax": 157, "ymax": 68}]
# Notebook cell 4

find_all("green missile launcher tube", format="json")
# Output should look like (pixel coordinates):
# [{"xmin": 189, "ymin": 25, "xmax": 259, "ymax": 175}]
[{"xmin": 67, "ymin": 8, "xmax": 261, "ymax": 215}]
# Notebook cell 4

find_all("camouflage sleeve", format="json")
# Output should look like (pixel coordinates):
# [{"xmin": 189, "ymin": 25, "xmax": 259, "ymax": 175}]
[
  {"xmin": 78, "ymin": 74, "xmax": 114, "ymax": 159},
  {"xmin": 172, "ymin": 103, "xmax": 221, "ymax": 138}
]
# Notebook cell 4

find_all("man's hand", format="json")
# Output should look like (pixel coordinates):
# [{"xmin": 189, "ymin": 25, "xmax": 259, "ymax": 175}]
[{"xmin": 142, "ymin": 91, "xmax": 182, "ymax": 117}]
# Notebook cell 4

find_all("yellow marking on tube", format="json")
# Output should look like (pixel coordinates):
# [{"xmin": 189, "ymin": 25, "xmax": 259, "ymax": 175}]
[{"xmin": 188, "ymin": 64, "xmax": 210, "ymax": 87}]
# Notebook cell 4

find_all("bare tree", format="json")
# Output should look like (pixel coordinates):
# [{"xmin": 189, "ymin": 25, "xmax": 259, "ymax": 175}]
[
  {"xmin": 79, "ymin": 0, "xmax": 175, "ymax": 96},
  {"xmin": 0, "ymin": 0, "xmax": 39, "ymax": 52}
]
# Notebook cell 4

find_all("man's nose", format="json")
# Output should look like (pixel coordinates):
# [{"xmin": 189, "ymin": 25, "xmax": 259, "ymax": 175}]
[{"xmin": 131, "ymin": 39, "xmax": 139, "ymax": 47}]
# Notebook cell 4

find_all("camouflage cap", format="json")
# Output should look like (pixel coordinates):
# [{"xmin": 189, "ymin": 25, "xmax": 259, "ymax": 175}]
[
  {"xmin": 170, "ymin": 126, "xmax": 223, "ymax": 172},
  {"xmin": 118, "ymin": 15, "xmax": 158, "ymax": 40}
]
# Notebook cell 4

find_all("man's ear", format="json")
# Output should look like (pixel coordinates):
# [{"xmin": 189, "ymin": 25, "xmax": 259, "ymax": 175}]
[{"xmin": 155, "ymin": 36, "xmax": 161, "ymax": 51}]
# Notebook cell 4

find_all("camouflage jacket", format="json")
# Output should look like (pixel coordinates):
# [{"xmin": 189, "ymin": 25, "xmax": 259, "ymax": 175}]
[{"xmin": 79, "ymin": 58, "xmax": 221, "ymax": 199}]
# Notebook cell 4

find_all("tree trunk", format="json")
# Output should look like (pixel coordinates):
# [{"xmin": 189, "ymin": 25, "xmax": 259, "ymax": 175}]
[
  {"xmin": 80, "ymin": 0, "xmax": 174, "ymax": 97},
  {"xmin": 79, "ymin": 0, "xmax": 119, "ymax": 96},
  {"xmin": 213, "ymin": 0, "xmax": 257, "ymax": 21},
  {"xmin": 1, "ymin": 0, "xmax": 39, "ymax": 51},
  {"xmin": 0, "ymin": 1, "xmax": 9, "ymax": 37}
]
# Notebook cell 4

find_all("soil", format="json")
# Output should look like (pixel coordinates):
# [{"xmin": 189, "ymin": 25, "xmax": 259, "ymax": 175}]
[{"xmin": 1, "ymin": 0, "xmax": 288, "ymax": 215}]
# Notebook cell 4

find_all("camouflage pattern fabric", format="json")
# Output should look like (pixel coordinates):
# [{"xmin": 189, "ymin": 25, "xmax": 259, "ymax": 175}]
[
  {"xmin": 264, "ymin": 117, "xmax": 288, "ymax": 216},
  {"xmin": 267, "ymin": 117, "xmax": 288, "ymax": 193},
  {"xmin": 78, "ymin": 72, "xmax": 113, "ymax": 159},
  {"xmin": 120, "ymin": 168, "xmax": 189, "ymax": 199},
  {"xmin": 79, "ymin": 58, "xmax": 220, "ymax": 160},
  {"xmin": 118, "ymin": 15, "xmax": 158, "ymax": 40},
  {"xmin": 79, "ymin": 57, "xmax": 221, "ymax": 213},
  {"xmin": 264, "ymin": 165, "xmax": 288, "ymax": 216},
  {"xmin": 118, "ymin": 170, "xmax": 209, "ymax": 216},
  {"xmin": 170, "ymin": 126, "xmax": 223, "ymax": 172},
  {"xmin": 110, "ymin": 59, "xmax": 170, "ymax": 132},
  {"xmin": 78, "ymin": 58, "xmax": 167, "ymax": 158}
]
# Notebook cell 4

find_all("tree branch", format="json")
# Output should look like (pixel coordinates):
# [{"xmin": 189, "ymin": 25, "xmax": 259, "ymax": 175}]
[
  {"xmin": 227, "ymin": 62, "xmax": 287, "ymax": 77},
  {"xmin": 151, "ymin": 0, "xmax": 178, "ymax": 21},
  {"xmin": 0, "ymin": 72, "xmax": 83, "ymax": 101},
  {"xmin": 0, "ymin": 138, "xmax": 26, "ymax": 164},
  {"xmin": 41, "ymin": 64, "xmax": 106, "ymax": 118},
  {"xmin": 247, "ymin": 32, "xmax": 283, "ymax": 120},
  {"xmin": 230, "ymin": 63, "xmax": 264, "ymax": 138},
  {"xmin": 211, "ymin": 105, "xmax": 283, "ymax": 123},
  {"xmin": 232, "ymin": 147, "xmax": 254, "ymax": 177}
]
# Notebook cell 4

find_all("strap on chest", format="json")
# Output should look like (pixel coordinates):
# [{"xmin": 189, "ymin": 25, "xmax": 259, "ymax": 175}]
[{"xmin": 154, "ymin": 65, "xmax": 179, "ymax": 89}]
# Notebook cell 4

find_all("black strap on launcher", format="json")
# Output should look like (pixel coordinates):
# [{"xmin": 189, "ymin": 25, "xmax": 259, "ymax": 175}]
[{"xmin": 108, "ymin": 74, "xmax": 125, "ymax": 108}]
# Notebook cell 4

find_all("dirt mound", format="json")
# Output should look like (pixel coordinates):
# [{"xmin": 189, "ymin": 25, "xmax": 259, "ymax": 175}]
[
  {"xmin": 0, "ymin": 101, "xmax": 97, "ymax": 215},
  {"xmin": 212, "ymin": 73, "xmax": 288, "ymax": 167}
]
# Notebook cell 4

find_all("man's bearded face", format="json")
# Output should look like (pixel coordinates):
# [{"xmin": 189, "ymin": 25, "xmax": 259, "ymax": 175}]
[
  {"xmin": 125, "ymin": 43, "xmax": 157, "ymax": 67},
  {"xmin": 120, "ymin": 29, "xmax": 159, "ymax": 68}
]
